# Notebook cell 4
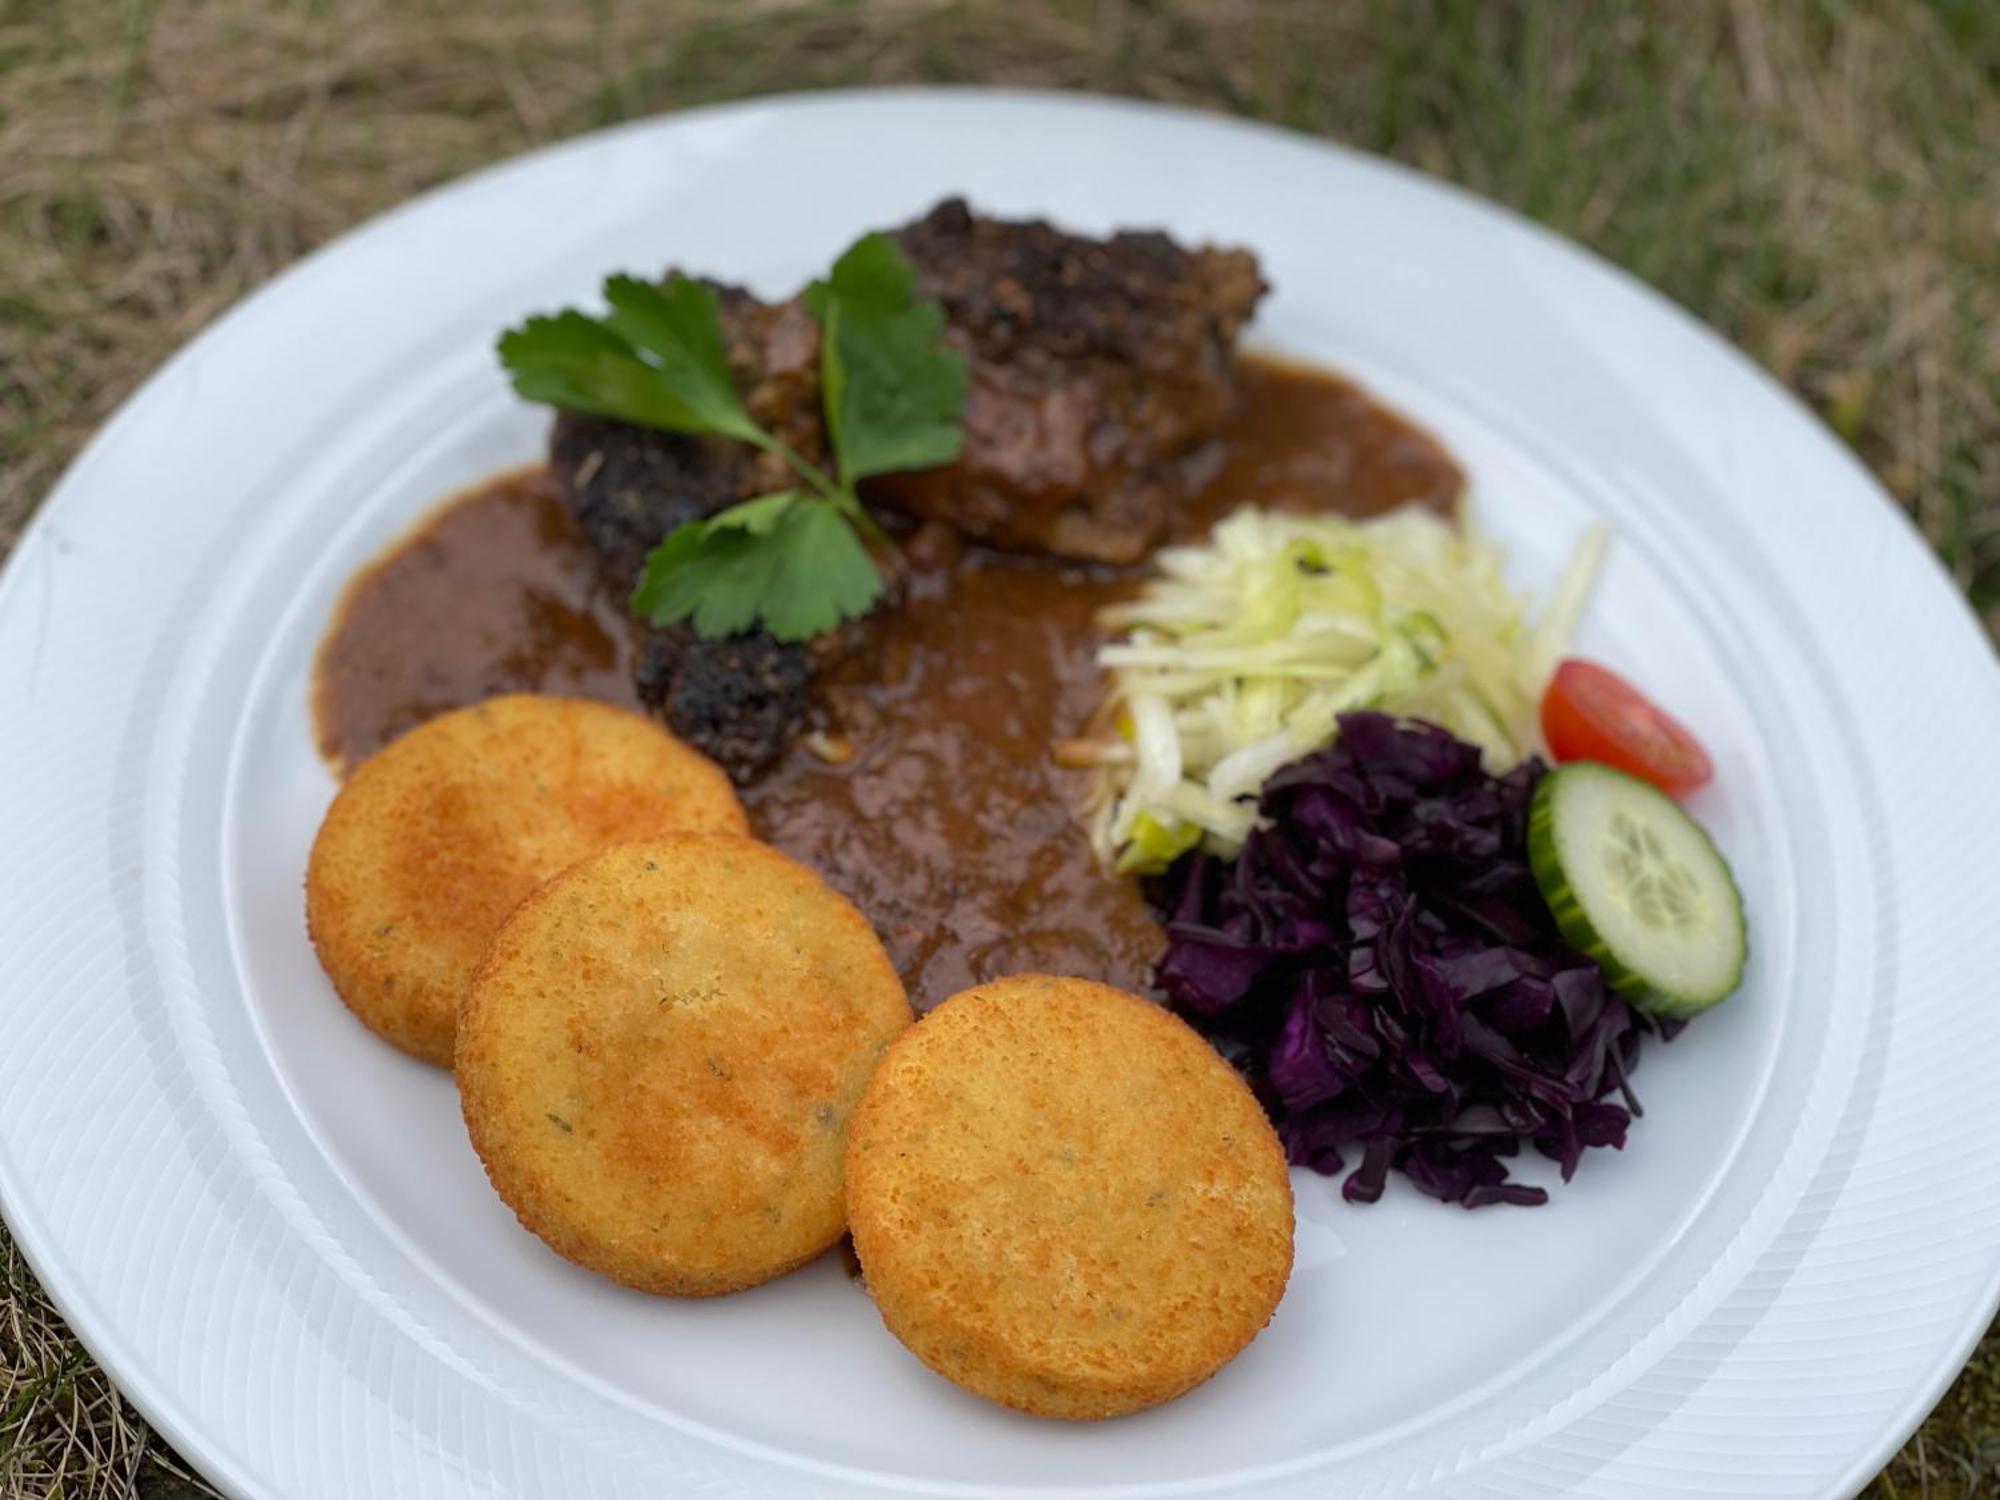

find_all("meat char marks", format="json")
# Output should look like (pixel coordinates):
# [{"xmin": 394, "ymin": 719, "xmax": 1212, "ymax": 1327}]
[{"xmin": 551, "ymin": 198, "xmax": 1265, "ymax": 780}]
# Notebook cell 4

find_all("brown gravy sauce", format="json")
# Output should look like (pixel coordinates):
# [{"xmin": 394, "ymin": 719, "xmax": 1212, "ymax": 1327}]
[
  {"xmin": 313, "ymin": 356, "xmax": 1461, "ymax": 1010},
  {"xmin": 313, "ymin": 467, "xmax": 646, "ymax": 773}
]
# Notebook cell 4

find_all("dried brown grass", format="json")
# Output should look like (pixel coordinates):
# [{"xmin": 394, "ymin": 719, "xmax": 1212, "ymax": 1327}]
[{"xmin": 1, "ymin": 2, "xmax": 1996, "ymax": 1496}]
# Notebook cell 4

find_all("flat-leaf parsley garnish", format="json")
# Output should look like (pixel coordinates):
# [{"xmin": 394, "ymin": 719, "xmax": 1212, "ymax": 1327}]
[{"xmin": 498, "ymin": 234, "xmax": 967, "ymax": 642}]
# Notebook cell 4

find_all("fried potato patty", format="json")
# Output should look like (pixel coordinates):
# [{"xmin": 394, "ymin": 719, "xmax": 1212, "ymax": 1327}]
[
  {"xmin": 847, "ymin": 975, "xmax": 1294, "ymax": 1419},
  {"xmin": 306, "ymin": 694, "xmax": 746, "ymax": 1065},
  {"xmin": 457, "ymin": 835, "xmax": 911, "ymax": 1296}
]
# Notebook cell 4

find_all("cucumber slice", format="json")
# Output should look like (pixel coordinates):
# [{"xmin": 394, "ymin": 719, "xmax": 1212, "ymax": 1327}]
[{"xmin": 1528, "ymin": 762, "xmax": 1746, "ymax": 1018}]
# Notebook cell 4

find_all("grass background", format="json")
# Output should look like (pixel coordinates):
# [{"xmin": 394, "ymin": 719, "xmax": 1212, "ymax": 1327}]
[{"xmin": 0, "ymin": 1, "xmax": 1994, "ymax": 1495}]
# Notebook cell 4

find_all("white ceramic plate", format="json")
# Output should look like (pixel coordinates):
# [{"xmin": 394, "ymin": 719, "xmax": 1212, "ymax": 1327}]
[{"xmin": 2, "ymin": 89, "xmax": 1997, "ymax": 1500}]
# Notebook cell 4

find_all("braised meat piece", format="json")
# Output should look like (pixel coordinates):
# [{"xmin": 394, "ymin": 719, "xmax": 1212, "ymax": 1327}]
[
  {"xmin": 554, "ymin": 203, "xmax": 1265, "ymax": 582},
  {"xmin": 547, "ymin": 201, "xmax": 1264, "ymax": 778},
  {"xmin": 878, "ymin": 198, "xmax": 1265, "ymax": 562}
]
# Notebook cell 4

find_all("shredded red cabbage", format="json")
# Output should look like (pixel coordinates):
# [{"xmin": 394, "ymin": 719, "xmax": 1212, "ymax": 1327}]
[{"xmin": 1149, "ymin": 712, "xmax": 1676, "ymax": 1208}]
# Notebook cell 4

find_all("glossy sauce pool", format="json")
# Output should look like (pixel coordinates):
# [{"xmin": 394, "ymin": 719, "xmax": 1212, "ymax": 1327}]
[{"xmin": 314, "ymin": 356, "xmax": 1461, "ymax": 1009}]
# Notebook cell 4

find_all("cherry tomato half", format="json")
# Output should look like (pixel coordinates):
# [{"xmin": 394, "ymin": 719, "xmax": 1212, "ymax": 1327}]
[{"xmin": 1540, "ymin": 659, "xmax": 1714, "ymax": 797}]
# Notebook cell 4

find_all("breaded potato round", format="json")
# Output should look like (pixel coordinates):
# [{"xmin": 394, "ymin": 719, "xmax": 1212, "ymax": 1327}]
[
  {"xmin": 306, "ymin": 694, "xmax": 746, "ymax": 1066},
  {"xmin": 457, "ymin": 835, "xmax": 911, "ymax": 1296},
  {"xmin": 847, "ymin": 975, "xmax": 1294, "ymax": 1419}
]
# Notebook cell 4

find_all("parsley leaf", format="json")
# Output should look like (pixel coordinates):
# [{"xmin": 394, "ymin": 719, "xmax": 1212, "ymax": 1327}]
[
  {"xmin": 497, "ymin": 312, "xmax": 696, "ymax": 432},
  {"xmin": 631, "ymin": 491, "xmax": 878, "ymax": 643},
  {"xmin": 501, "ymin": 235, "xmax": 965, "ymax": 644},
  {"xmin": 702, "ymin": 490, "xmax": 804, "ymax": 536},
  {"xmin": 804, "ymin": 232, "xmax": 968, "ymax": 488},
  {"xmin": 759, "ymin": 500, "xmax": 882, "ymax": 641},
  {"xmin": 499, "ymin": 276, "xmax": 763, "ymax": 441},
  {"xmin": 600, "ymin": 276, "xmax": 764, "ymax": 444}
]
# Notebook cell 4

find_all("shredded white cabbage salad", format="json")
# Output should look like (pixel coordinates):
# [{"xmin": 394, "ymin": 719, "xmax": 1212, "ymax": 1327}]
[{"xmin": 1077, "ymin": 505, "xmax": 1604, "ymax": 871}]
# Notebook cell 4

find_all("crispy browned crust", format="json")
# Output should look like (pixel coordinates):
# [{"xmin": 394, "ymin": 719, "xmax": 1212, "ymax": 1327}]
[
  {"xmin": 846, "ymin": 975, "xmax": 1294, "ymax": 1419},
  {"xmin": 456, "ymin": 835, "xmax": 910, "ymax": 1296},
  {"xmin": 304, "ymin": 694, "xmax": 747, "ymax": 1066}
]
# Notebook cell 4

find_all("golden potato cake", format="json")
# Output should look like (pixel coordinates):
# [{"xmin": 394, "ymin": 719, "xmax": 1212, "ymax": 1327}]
[
  {"xmin": 847, "ymin": 975, "xmax": 1294, "ymax": 1419},
  {"xmin": 457, "ymin": 834, "xmax": 911, "ymax": 1296},
  {"xmin": 306, "ymin": 694, "xmax": 746, "ymax": 1066}
]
